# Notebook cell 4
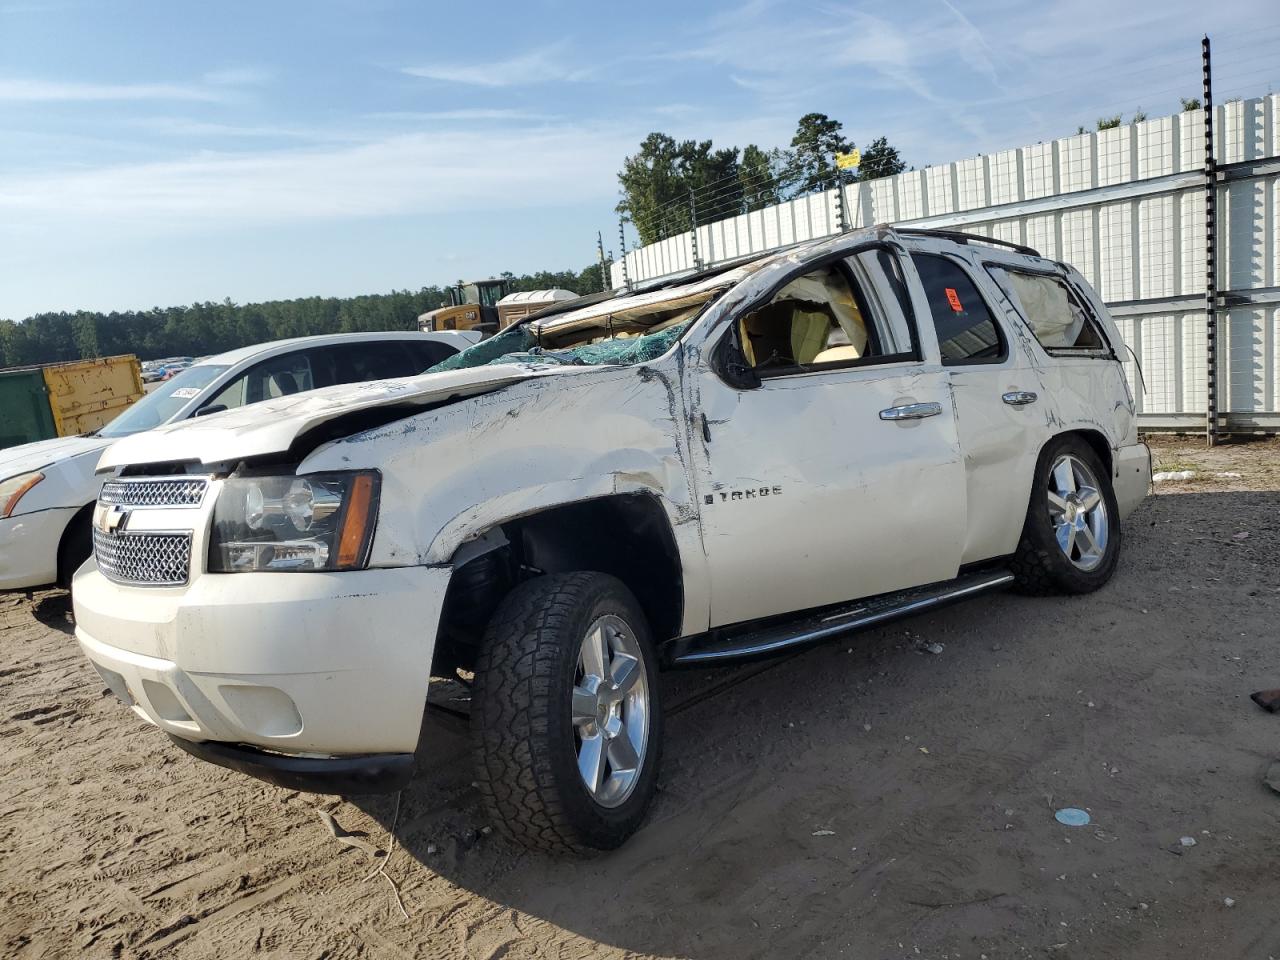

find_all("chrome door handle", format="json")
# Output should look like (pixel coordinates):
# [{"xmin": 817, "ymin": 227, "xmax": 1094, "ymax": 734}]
[
  {"xmin": 879, "ymin": 402, "xmax": 943, "ymax": 421},
  {"xmin": 1002, "ymin": 391, "xmax": 1038, "ymax": 406}
]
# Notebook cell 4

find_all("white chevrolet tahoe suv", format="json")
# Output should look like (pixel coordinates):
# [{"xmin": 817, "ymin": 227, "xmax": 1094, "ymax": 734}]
[{"xmin": 73, "ymin": 228, "xmax": 1150, "ymax": 854}]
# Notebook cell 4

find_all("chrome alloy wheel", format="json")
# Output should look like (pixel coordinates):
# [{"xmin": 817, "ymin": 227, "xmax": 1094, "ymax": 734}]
[
  {"xmin": 1047, "ymin": 453, "xmax": 1109, "ymax": 571},
  {"xmin": 571, "ymin": 614, "xmax": 650, "ymax": 808}
]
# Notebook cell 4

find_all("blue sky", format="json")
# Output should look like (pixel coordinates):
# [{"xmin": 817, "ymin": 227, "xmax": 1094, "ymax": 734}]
[{"xmin": 1, "ymin": 0, "xmax": 1277, "ymax": 320}]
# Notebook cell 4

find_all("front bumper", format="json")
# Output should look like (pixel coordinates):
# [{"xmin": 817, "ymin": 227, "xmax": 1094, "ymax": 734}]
[
  {"xmin": 73, "ymin": 562, "xmax": 452, "ymax": 780},
  {"xmin": 0, "ymin": 506, "xmax": 77, "ymax": 590},
  {"xmin": 168, "ymin": 736, "xmax": 414, "ymax": 794}
]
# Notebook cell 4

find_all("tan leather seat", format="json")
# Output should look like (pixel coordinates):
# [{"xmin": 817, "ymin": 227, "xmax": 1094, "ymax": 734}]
[
  {"xmin": 740, "ymin": 303, "xmax": 795, "ymax": 367},
  {"xmin": 810, "ymin": 344, "xmax": 863, "ymax": 364},
  {"xmin": 790, "ymin": 307, "xmax": 833, "ymax": 364}
]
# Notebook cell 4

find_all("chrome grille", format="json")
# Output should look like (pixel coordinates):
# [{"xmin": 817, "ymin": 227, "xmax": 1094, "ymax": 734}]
[
  {"xmin": 93, "ymin": 529, "xmax": 192, "ymax": 586},
  {"xmin": 99, "ymin": 478, "xmax": 207, "ymax": 508}
]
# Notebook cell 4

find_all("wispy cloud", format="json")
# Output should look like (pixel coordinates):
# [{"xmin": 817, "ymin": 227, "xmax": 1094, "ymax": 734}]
[
  {"xmin": 402, "ymin": 42, "xmax": 590, "ymax": 87},
  {"xmin": 364, "ymin": 108, "xmax": 560, "ymax": 122},
  {"xmin": 202, "ymin": 66, "xmax": 273, "ymax": 87},
  {"xmin": 0, "ymin": 77, "xmax": 225, "ymax": 102},
  {"xmin": 126, "ymin": 117, "xmax": 360, "ymax": 142},
  {"xmin": 0, "ymin": 124, "xmax": 633, "ymax": 228}
]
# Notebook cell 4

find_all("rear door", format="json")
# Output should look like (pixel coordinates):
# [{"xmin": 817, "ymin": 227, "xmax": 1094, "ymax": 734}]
[
  {"xmin": 904, "ymin": 249, "xmax": 1048, "ymax": 564},
  {"xmin": 688, "ymin": 245, "xmax": 968, "ymax": 628}
]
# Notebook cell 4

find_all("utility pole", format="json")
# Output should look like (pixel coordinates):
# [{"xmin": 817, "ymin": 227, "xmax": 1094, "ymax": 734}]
[
  {"xmin": 1202, "ymin": 34, "xmax": 1220, "ymax": 446},
  {"xmin": 596, "ymin": 231, "xmax": 610, "ymax": 292},
  {"xmin": 618, "ymin": 218, "xmax": 632, "ymax": 293}
]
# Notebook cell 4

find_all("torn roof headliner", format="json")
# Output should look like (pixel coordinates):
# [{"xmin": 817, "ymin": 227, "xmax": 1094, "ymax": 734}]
[{"xmin": 530, "ymin": 262, "xmax": 764, "ymax": 334}]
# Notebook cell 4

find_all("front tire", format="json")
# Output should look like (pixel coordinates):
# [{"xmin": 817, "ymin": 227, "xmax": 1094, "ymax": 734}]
[
  {"xmin": 471, "ymin": 572, "xmax": 662, "ymax": 854},
  {"xmin": 1011, "ymin": 437, "xmax": 1121, "ymax": 595}
]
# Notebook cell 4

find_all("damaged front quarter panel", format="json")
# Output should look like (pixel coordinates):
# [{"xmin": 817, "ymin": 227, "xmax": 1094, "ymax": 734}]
[{"xmin": 299, "ymin": 362, "xmax": 709, "ymax": 634}]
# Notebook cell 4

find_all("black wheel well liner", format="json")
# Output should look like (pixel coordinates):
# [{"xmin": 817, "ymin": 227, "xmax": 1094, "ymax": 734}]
[
  {"xmin": 1051, "ymin": 428, "xmax": 1114, "ymax": 477},
  {"xmin": 56, "ymin": 502, "xmax": 96, "ymax": 585},
  {"xmin": 435, "ymin": 493, "xmax": 685, "ymax": 673}
]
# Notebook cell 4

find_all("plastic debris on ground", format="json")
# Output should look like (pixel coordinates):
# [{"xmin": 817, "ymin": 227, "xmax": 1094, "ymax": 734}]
[
  {"xmin": 1249, "ymin": 689, "xmax": 1280, "ymax": 713},
  {"xmin": 1265, "ymin": 762, "xmax": 1280, "ymax": 797},
  {"xmin": 1054, "ymin": 808, "xmax": 1091, "ymax": 827},
  {"xmin": 1152, "ymin": 470, "xmax": 1196, "ymax": 482}
]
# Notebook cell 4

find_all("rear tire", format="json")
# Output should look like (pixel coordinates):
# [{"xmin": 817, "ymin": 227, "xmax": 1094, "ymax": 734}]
[
  {"xmin": 1010, "ymin": 437, "xmax": 1121, "ymax": 595},
  {"xmin": 471, "ymin": 572, "xmax": 662, "ymax": 855}
]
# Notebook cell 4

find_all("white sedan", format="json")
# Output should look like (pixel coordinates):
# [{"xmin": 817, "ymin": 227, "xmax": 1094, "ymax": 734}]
[{"xmin": 0, "ymin": 330, "xmax": 477, "ymax": 590}]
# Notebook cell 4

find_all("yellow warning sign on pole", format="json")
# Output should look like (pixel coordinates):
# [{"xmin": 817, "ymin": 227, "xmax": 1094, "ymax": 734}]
[{"xmin": 835, "ymin": 149, "xmax": 861, "ymax": 170}]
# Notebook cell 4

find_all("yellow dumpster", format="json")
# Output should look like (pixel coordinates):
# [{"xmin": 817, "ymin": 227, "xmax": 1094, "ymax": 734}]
[{"xmin": 0, "ymin": 355, "xmax": 144, "ymax": 449}]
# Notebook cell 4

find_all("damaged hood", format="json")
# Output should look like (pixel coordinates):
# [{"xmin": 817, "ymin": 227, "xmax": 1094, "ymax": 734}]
[{"xmin": 96, "ymin": 364, "xmax": 541, "ymax": 472}]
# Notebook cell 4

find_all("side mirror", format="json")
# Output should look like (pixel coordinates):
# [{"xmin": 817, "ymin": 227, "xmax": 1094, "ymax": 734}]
[
  {"xmin": 722, "ymin": 360, "xmax": 761, "ymax": 390},
  {"xmin": 714, "ymin": 323, "xmax": 762, "ymax": 390},
  {"xmin": 193, "ymin": 404, "xmax": 228, "ymax": 418}
]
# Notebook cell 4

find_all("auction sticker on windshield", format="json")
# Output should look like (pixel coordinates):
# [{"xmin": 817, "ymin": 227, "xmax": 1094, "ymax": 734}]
[{"xmin": 171, "ymin": 388, "xmax": 201, "ymax": 399}]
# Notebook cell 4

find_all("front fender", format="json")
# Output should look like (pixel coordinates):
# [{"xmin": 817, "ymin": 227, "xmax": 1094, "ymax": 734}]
[
  {"xmin": 298, "ymin": 364, "xmax": 712, "ymax": 635},
  {"xmin": 423, "ymin": 472, "xmax": 670, "ymax": 565}
]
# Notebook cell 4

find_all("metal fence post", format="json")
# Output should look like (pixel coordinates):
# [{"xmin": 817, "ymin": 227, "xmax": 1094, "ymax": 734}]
[
  {"xmin": 1202, "ymin": 35, "xmax": 1219, "ymax": 445},
  {"xmin": 618, "ymin": 218, "xmax": 632, "ymax": 293},
  {"xmin": 689, "ymin": 192, "xmax": 703, "ymax": 272},
  {"xmin": 596, "ymin": 231, "xmax": 609, "ymax": 292},
  {"xmin": 835, "ymin": 167, "xmax": 850, "ymax": 233}
]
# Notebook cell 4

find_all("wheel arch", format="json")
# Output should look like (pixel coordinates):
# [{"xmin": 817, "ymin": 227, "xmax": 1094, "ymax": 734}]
[
  {"xmin": 433, "ymin": 492, "xmax": 685, "ymax": 675},
  {"xmin": 1046, "ymin": 428, "xmax": 1114, "ymax": 479},
  {"xmin": 56, "ymin": 502, "xmax": 96, "ymax": 586}
]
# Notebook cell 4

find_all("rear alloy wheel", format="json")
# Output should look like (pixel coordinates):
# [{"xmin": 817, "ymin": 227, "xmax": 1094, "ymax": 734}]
[
  {"xmin": 471, "ymin": 572, "xmax": 662, "ymax": 854},
  {"xmin": 1011, "ymin": 437, "xmax": 1121, "ymax": 594},
  {"xmin": 1046, "ymin": 453, "xmax": 1111, "ymax": 572}
]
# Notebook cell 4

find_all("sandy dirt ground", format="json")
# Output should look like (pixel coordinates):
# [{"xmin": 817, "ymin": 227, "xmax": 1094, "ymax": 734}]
[{"xmin": 2, "ymin": 437, "xmax": 1279, "ymax": 960}]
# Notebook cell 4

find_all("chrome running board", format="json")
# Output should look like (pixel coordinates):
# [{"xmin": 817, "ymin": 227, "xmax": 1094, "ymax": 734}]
[{"xmin": 669, "ymin": 569, "xmax": 1014, "ymax": 667}]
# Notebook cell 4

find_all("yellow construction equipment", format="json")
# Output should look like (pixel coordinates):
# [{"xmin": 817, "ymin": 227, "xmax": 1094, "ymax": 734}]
[{"xmin": 418, "ymin": 279, "xmax": 510, "ymax": 335}]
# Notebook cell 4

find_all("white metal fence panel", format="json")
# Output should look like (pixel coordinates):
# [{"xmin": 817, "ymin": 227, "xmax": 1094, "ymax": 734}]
[{"xmin": 611, "ymin": 94, "xmax": 1280, "ymax": 429}]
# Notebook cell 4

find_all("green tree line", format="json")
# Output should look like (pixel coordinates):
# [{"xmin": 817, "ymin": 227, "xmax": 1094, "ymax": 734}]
[
  {"xmin": 0, "ymin": 263, "xmax": 609, "ymax": 369},
  {"xmin": 617, "ymin": 113, "xmax": 908, "ymax": 245}
]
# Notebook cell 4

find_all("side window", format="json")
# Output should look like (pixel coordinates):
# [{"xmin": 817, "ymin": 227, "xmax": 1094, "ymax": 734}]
[
  {"xmin": 340, "ymin": 341, "xmax": 423, "ymax": 381},
  {"xmin": 219, "ymin": 351, "xmax": 316, "ymax": 406},
  {"xmin": 988, "ymin": 267, "xmax": 1108, "ymax": 353},
  {"xmin": 735, "ymin": 259, "xmax": 913, "ymax": 374},
  {"xmin": 406, "ymin": 340, "xmax": 458, "ymax": 371},
  {"xmin": 204, "ymin": 375, "xmax": 246, "ymax": 411},
  {"xmin": 910, "ymin": 253, "xmax": 1005, "ymax": 364}
]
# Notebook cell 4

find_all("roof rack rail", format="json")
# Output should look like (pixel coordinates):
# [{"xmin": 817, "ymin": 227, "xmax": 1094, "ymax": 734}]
[{"xmin": 895, "ymin": 228, "xmax": 1041, "ymax": 258}]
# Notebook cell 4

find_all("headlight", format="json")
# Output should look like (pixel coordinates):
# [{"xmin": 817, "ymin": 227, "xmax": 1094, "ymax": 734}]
[
  {"xmin": 1, "ymin": 471, "xmax": 45, "ymax": 518},
  {"xmin": 208, "ymin": 471, "xmax": 380, "ymax": 573}
]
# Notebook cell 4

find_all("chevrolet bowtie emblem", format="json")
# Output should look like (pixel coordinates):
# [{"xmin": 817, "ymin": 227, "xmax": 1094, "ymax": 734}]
[{"xmin": 96, "ymin": 504, "xmax": 129, "ymax": 536}]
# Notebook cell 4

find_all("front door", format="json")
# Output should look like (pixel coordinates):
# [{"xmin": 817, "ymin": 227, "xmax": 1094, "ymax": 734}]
[{"xmin": 688, "ymin": 248, "xmax": 968, "ymax": 629}]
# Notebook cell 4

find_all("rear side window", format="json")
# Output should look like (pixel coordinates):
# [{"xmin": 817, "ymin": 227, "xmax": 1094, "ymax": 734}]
[
  {"xmin": 406, "ymin": 340, "xmax": 459, "ymax": 371},
  {"xmin": 342, "ymin": 341, "xmax": 423, "ymax": 381},
  {"xmin": 910, "ymin": 253, "xmax": 1004, "ymax": 364},
  {"xmin": 988, "ymin": 267, "xmax": 1108, "ymax": 354}
]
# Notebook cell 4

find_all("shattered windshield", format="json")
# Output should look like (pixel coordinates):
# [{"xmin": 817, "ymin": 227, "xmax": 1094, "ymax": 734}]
[{"xmin": 427, "ymin": 267, "xmax": 755, "ymax": 373}]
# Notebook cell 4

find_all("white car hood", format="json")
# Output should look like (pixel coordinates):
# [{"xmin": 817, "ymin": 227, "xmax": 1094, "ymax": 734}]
[
  {"xmin": 96, "ymin": 363, "xmax": 543, "ymax": 471},
  {"xmin": 0, "ymin": 434, "xmax": 111, "ymax": 480}
]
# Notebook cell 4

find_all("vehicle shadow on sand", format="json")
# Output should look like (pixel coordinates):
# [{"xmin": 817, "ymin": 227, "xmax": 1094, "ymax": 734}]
[
  {"xmin": 348, "ymin": 490, "xmax": 1279, "ymax": 958},
  {"xmin": 31, "ymin": 590, "xmax": 75, "ymax": 637}
]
